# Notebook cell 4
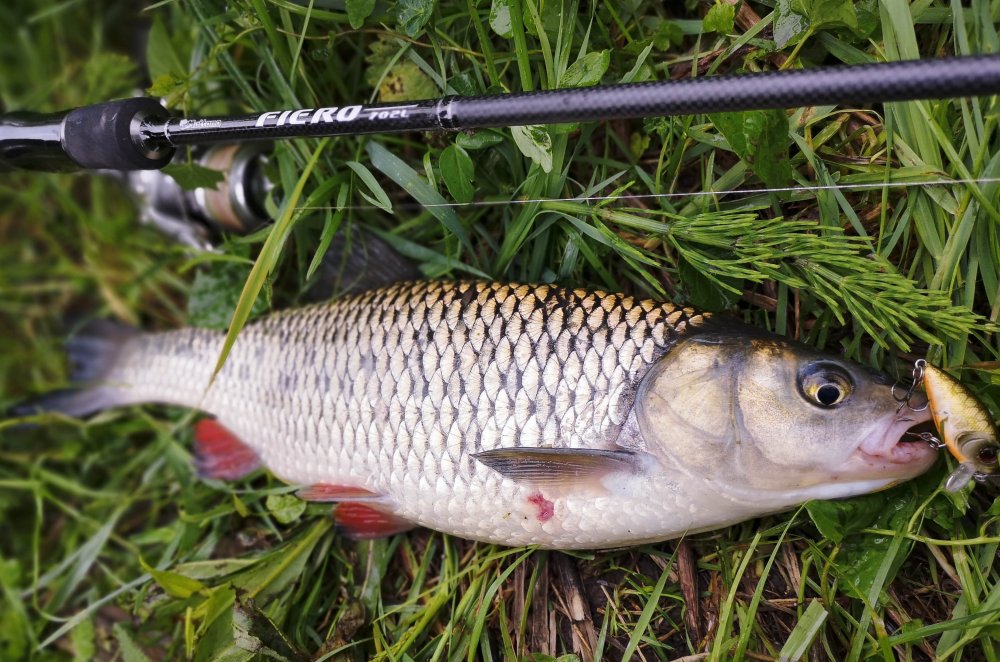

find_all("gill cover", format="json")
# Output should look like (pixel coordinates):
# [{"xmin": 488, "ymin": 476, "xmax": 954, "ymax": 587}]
[{"xmin": 633, "ymin": 328, "xmax": 897, "ymax": 492}]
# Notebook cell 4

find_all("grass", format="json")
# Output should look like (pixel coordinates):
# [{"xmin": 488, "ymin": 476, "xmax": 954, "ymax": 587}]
[{"xmin": 1, "ymin": 0, "xmax": 1000, "ymax": 659}]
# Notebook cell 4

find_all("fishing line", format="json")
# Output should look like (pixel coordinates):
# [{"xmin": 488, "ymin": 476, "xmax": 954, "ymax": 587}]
[{"xmin": 297, "ymin": 176, "xmax": 1000, "ymax": 212}]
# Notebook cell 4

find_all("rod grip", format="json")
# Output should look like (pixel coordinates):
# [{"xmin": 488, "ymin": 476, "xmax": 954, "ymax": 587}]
[{"xmin": 0, "ymin": 98, "xmax": 174, "ymax": 172}]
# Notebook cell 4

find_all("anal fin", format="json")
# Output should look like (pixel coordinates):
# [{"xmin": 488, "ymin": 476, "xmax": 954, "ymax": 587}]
[
  {"xmin": 296, "ymin": 484, "xmax": 383, "ymax": 502},
  {"xmin": 334, "ymin": 503, "xmax": 414, "ymax": 539},
  {"xmin": 194, "ymin": 419, "xmax": 261, "ymax": 480}
]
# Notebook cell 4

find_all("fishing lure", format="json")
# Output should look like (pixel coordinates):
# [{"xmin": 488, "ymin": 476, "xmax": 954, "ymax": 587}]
[{"xmin": 907, "ymin": 360, "xmax": 1000, "ymax": 492}]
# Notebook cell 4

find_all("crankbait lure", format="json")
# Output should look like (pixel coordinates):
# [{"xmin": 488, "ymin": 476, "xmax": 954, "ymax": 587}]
[{"xmin": 913, "ymin": 361, "xmax": 1000, "ymax": 492}]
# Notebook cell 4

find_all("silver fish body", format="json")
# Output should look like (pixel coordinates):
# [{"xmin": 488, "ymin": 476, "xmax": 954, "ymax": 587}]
[{"xmin": 60, "ymin": 280, "xmax": 936, "ymax": 548}]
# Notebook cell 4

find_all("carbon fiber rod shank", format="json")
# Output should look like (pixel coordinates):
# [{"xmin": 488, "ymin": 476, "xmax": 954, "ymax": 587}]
[
  {"xmin": 144, "ymin": 55, "xmax": 1000, "ymax": 151},
  {"xmin": 4, "ymin": 55, "xmax": 1000, "ymax": 172}
]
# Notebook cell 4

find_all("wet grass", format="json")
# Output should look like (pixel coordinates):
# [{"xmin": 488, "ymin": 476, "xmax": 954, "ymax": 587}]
[{"xmin": 2, "ymin": 0, "xmax": 1000, "ymax": 660}]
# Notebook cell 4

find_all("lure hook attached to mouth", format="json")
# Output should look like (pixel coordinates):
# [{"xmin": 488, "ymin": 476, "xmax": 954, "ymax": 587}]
[
  {"xmin": 892, "ymin": 359, "xmax": 930, "ymax": 414},
  {"xmin": 904, "ymin": 429, "xmax": 945, "ymax": 450}
]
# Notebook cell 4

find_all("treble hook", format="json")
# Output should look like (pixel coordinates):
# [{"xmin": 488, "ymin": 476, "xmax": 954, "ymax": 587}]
[
  {"xmin": 893, "ymin": 358, "xmax": 929, "ymax": 413},
  {"xmin": 905, "ymin": 430, "xmax": 945, "ymax": 450}
]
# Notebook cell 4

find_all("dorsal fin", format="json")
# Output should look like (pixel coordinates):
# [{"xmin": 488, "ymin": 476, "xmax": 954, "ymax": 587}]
[{"xmin": 303, "ymin": 226, "xmax": 420, "ymax": 301}]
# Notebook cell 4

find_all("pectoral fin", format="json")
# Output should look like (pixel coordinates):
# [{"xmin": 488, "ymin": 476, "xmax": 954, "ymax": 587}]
[{"xmin": 473, "ymin": 447, "xmax": 642, "ymax": 489}]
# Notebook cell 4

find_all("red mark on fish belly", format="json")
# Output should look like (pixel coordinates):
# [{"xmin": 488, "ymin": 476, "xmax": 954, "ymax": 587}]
[{"xmin": 528, "ymin": 493, "xmax": 554, "ymax": 522}]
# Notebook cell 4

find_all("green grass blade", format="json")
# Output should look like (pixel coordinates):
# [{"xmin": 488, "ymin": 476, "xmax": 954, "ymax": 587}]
[
  {"xmin": 709, "ymin": 532, "xmax": 762, "ymax": 662},
  {"xmin": 777, "ymin": 600, "xmax": 828, "ymax": 662},
  {"xmin": 620, "ymin": 555, "xmax": 672, "ymax": 662},
  {"xmin": 367, "ymin": 141, "xmax": 477, "ymax": 261}
]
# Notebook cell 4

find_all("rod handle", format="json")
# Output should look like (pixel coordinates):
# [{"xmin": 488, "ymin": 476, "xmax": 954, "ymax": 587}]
[{"xmin": 0, "ymin": 98, "xmax": 174, "ymax": 172}]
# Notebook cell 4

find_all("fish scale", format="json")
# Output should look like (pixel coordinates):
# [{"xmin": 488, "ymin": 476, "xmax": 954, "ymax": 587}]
[{"xmin": 94, "ymin": 280, "xmax": 709, "ymax": 546}]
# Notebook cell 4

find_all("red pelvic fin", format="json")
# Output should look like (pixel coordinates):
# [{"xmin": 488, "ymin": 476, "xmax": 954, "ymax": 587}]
[
  {"xmin": 333, "ymin": 503, "xmax": 414, "ymax": 539},
  {"xmin": 296, "ymin": 483, "xmax": 382, "ymax": 502},
  {"xmin": 193, "ymin": 419, "xmax": 261, "ymax": 480}
]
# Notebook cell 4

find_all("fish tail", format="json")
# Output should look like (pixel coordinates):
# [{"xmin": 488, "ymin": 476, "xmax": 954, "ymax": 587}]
[
  {"xmin": 10, "ymin": 320, "xmax": 137, "ymax": 418},
  {"xmin": 9, "ymin": 386, "xmax": 122, "ymax": 418}
]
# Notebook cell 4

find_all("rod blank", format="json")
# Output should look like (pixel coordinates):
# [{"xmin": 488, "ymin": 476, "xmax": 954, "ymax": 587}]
[
  {"xmin": 143, "ymin": 55, "xmax": 1000, "ymax": 151},
  {"xmin": 3, "ymin": 54, "xmax": 1000, "ymax": 172}
]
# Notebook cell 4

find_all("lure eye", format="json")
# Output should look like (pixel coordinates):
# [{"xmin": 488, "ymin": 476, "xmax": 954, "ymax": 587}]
[
  {"xmin": 977, "ymin": 446, "xmax": 998, "ymax": 465},
  {"xmin": 958, "ymin": 434, "xmax": 1000, "ymax": 469},
  {"xmin": 800, "ymin": 364, "xmax": 853, "ymax": 408}
]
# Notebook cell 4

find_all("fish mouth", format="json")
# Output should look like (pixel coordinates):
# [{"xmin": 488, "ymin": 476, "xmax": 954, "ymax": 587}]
[{"xmin": 852, "ymin": 407, "xmax": 938, "ymax": 474}]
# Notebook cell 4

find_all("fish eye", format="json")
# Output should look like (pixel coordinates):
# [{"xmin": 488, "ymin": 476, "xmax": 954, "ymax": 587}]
[{"xmin": 799, "ymin": 363, "xmax": 854, "ymax": 408}]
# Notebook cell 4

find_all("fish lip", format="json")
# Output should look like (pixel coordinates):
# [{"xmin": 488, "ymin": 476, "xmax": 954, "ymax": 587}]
[{"xmin": 854, "ymin": 407, "xmax": 938, "ymax": 467}]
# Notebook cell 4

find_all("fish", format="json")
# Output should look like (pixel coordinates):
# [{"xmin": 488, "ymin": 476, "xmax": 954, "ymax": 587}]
[
  {"xmin": 16, "ymin": 280, "xmax": 938, "ymax": 549},
  {"xmin": 922, "ymin": 363, "xmax": 1000, "ymax": 492}
]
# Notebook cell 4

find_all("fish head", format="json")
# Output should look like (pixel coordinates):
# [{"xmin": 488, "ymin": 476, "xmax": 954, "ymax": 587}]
[
  {"xmin": 634, "ymin": 327, "xmax": 937, "ymax": 503},
  {"xmin": 924, "ymin": 364, "xmax": 1000, "ymax": 476}
]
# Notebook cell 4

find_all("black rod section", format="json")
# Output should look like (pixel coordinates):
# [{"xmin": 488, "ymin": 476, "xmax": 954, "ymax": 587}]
[
  {"xmin": 0, "ymin": 98, "xmax": 174, "ymax": 172},
  {"xmin": 144, "ymin": 55, "xmax": 1000, "ymax": 151},
  {"xmin": 4, "ymin": 54, "xmax": 1000, "ymax": 172}
]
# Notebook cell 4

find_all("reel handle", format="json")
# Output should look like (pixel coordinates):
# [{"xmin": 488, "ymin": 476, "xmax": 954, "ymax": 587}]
[{"xmin": 0, "ymin": 97, "xmax": 174, "ymax": 172}]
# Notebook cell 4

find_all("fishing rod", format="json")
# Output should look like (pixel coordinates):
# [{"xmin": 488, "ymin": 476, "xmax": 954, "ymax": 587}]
[{"xmin": 3, "ymin": 54, "xmax": 1000, "ymax": 173}]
